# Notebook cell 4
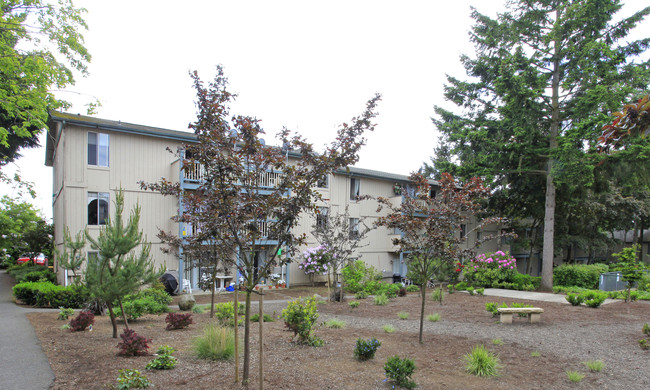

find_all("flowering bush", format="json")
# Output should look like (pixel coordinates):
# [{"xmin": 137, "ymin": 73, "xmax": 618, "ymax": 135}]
[
  {"xmin": 298, "ymin": 245, "xmax": 333, "ymax": 285},
  {"xmin": 354, "ymin": 337, "xmax": 381, "ymax": 360},
  {"xmin": 463, "ymin": 251, "xmax": 518, "ymax": 288}
]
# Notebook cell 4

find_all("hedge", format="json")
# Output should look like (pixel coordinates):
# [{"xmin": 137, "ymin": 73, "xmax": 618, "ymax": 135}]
[
  {"xmin": 553, "ymin": 264, "xmax": 603, "ymax": 289},
  {"xmin": 12, "ymin": 282, "xmax": 89, "ymax": 308}
]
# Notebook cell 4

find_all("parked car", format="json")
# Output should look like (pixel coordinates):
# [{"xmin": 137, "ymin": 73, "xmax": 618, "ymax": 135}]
[{"xmin": 17, "ymin": 253, "xmax": 48, "ymax": 266}]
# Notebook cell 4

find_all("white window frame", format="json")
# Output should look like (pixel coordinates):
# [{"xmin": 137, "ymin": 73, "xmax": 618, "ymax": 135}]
[
  {"xmin": 88, "ymin": 132, "xmax": 109, "ymax": 167},
  {"xmin": 88, "ymin": 192, "xmax": 109, "ymax": 225}
]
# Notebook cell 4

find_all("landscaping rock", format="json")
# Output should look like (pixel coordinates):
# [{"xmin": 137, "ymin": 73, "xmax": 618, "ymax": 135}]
[{"xmin": 178, "ymin": 294, "xmax": 196, "ymax": 311}]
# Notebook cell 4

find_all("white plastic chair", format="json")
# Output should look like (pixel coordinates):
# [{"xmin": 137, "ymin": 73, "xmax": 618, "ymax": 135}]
[{"xmin": 182, "ymin": 279, "xmax": 192, "ymax": 294}]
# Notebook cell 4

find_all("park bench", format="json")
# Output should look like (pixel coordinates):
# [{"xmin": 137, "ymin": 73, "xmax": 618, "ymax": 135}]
[{"xmin": 497, "ymin": 307, "xmax": 544, "ymax": 324}]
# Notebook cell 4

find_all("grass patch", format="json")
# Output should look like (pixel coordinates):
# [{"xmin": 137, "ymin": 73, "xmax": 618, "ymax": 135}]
[
  {"xmin": 397, "ymin": 312, "xmax": 409, "ymax": 320},
  {"xmin": 584, "ymin": 360, "xmax": 604, "ymax": 372},
  {"xmin": 193, "ymin": 323, "xmax": 235, "ymax": 361},
  {"xmin": 530, "ymin": 351, "xmax": 541, "ymax": 357},
  {"xmin": 324, "ymin": 319, "xmax": 346, "ymax": 329},
  {"xmin": 566, "ymin": 370, "xmax": 585, "ymax": 383},
  {"xmin": 348, "ymin": 301, "xmax": 360, "ymax": 308},
  {"xmin": 491, "ymin": 338, "xmax": 504, "ymax": 345},
  {"xmin": 383, "ymin": 324, "xmax": 395, "ymax": 333},
  {"xmin": 463, "ymin": 345, "xmax": 501, "ymax": 377},
  {"xmin": 426, "ymin": 313, "xmax": 441, "ymax": 322},
  {"xmin": 374, "ymin": 294, "xmax": 388, "ymax": 306},
  {"xmin": 192, "ymin": 305, "xmax": 205, "ymax": 314}
]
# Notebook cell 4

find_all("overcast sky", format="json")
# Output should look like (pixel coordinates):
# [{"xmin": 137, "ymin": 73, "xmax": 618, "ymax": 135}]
[{"xmin": 2, "ymin": 0, "xmax": 649, "ymax": 221}]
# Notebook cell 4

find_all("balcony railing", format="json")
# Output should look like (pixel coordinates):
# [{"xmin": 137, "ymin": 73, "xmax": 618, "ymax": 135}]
[
  {"xmin": 183, "ymin": 220, "xmax": 275, "ymax": 240},
  {"xmin": 182, "ymin": 162, "xmax": 282, "ymax": 189}
]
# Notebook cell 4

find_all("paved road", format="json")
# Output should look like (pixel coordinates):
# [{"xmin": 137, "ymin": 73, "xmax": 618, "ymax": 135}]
[{"xmin": 0, "ymin": 270, "xmax": 54, "ymax": 390}]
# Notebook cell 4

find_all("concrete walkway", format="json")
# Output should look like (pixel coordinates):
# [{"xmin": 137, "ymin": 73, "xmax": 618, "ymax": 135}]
[
  {"xmin": 481, "ymin": 288, "xmax": 617, "ymax": 305},
  {"xmin": 0, "ymin": 270, "xmax": 54, "ymax": 390}
]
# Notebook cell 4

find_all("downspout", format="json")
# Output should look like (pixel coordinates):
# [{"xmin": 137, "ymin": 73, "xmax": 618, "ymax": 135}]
[{"xmin": 178, "ymin": 151, "xmax": 184, "ymax": 294}]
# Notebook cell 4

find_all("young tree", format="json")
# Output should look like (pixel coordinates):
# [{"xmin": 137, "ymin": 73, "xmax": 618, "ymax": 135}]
[
  {"xmin": 56, "ymin": 227, "xmax": 86, "ymax": 279},
  {"xmin": 310, "ymin": 205, "xmax": 374, "ymax": 301},
  {"xmin": 376, "ymin": 172, "xmax": 510, "ymax": 344},
  {"xmin": 84, "ymin": 189, "xmax": 161, "ymax": 338},
  {"xmin": 0, "ymin": 0, "xmax": 93, "ymax": 164},
  {"xmin": 22, "ymin": 219, "xmax": 53, "ymax": 264},
  {"xmin": 431, "ymin": 1, "xmax": 650, "ymax": 290},
  {"xmin": 142, "ymin": 66, "xmax": 380, "ymax": 383}
]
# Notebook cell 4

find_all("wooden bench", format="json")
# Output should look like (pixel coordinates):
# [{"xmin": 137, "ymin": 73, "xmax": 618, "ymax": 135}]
[{"xmin": 497, "ymin": 307, "xmax": 544, "ymax": 324}]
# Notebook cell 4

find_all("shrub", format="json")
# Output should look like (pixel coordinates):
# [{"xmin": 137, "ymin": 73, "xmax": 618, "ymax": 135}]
[
  {"xmin": 348, "ymin": 301, "xmax": 360, "ymax": 308},
  {"xmin": 565, "ymin": 292, "xmax": 584, "ymax": 306},
  {"xmin": 406, "ymin": 285, "xmax": 420, "ymax": 293},
  {"xmin": 512, "ymin": 273, "xmax": 541, "ymax": 290},
  {"xmin": 492, "ymin": 338, "xmax": 504, "ymax": 345},
  {"xmin": 250, "ymin": 313, "xmax": 274, "ymax": 322},
  {"xmin": 447, "ymin": 284, "xmax": 455, "ymax": 294},
  {"xmin": 114, "ymin": 369, "xmax": 153, "ymax": 389},
  {"xmin": 58, "ymin": 307, "xmax": 75, "ymax": 320},
  {"xmin": 13, "ymin": 281, "xmax": 89, "ymax": 308},
  {"xmin": 454, "ymin": 281, "xmax": 468, "ymax": 291},
  {"xmin": 553, "ymin": 264, "xmax": 601, "ymax": 289},
  {"xmin": 146, "ymin": 345, "xmax": 177, "ymax": 370},
  {"xmin": 354, "ymin": 291, "xmax": 368, "ymax": 299},
  {"xmin": 431, "ymin": 288, "xmax": 443, "ymax": 303},
  {"xmin": 643, "ymin": 323, "xmax": 650, "ymax": 336},
  {"xmin": 7, "ymin": 264, "xmax": 51, "ymax": 283},
  {"xmin": 638, "ymin": 274, "xmax": 650, "ymax": 292},
  {"xmin": 354, "ymin": 337, "xmax": 381, "ymax": 361},
  {"xmin": 213, "ymin": 302, "xmax": 245, "ymax": 327},
  {"xmin": 281, "ymin": 295, "xmax": 320, "ymax": 345},
  {"xmin": 530, "ymin": 351, "xmax": 541, "ymax": 357},
  {"xmin": 485, "ymin": 302, "xmax": 507, "ymax": 317},
  {"xmin": 427, "ymin": 313, "xmax": 440, "ymax": 322},
  {"xmin": 584, "ymin": 360, "xmax": 604, "ymax": 372},
  {"xmin": 640, "ymin": 339, "xmax": 650, "ymax": 350},
  {"xmin": 384, "ymin": 355, "xmax": 416, "ymax": 389},
  {"xmin": 69, "ymin": 310, "xmax": 95, "ymax": 331},
  {"xmin": 397, "ymin": 312, "xmax": 409, "ymax": 320},
  {"xmin": 398, "ymin": 287, "xmax": 407, "ymax": 297},
  {"xmin": 192, "ymin": 305, "xmax": 205, "ymax": 314},
  {"xmin": 374, "ymin": 294, "xmax": 388, "ymax": 306},
  {"xmin": 24, "ymin": 270, "xmax": 57, "ymax": 284},
  {"xmin": 466, "ymin": 286, "xmax": 475, "ymax": 295},
  {"xmin": 342, "ymin": 260, "xmax": 382, "ymax": 294},
  {"xmin": 114, "ymin": 288, "xmax": 171, "ymax": 320},
  {"xmin": 383, "ymin": 324, "xmax": 395, "ymax": 333},
  {"xmin": 566, "ymin": 370, "xmax": 585, "ymax": 383},
  {"xmin": 463, "ymin": 251, "xmax": 518, "ymax": 288},
  {"xmin": 194, "ymin": 323, "xmax": 235, "ymax": 360},
  {"xmin": 324, "ymin": 319, "xmax": 345, "ymax": 328},
  {"xmin": 117, "ymin": 329, "xmax": 151, "ymax": 356},
  {"xmin": 475, "ymin": 287, "xmax": 485, "ymax": 295},
  {"xmin": 463, "ymin": 345, "xmax": 501, "ymax": 377},
  {"xmin": 165, "ymin": 312, "xmax": 193, "ymax": 330},
  {"xmin": 581, "ymin": 290, "xmax": 607, "ymax": 308},
  {"xmin": 510, "ymin": 302, "xmax": 533, "ymax": 317}
]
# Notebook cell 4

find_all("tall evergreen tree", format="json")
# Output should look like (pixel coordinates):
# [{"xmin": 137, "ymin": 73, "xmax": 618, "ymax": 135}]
[{"xmin": 431, "ymin": 1, "xmax": 650, "ymax": 290}]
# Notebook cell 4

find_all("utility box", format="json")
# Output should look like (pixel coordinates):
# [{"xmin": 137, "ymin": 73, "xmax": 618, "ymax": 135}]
[{"xmin": 599, "ymin": 272, "xmax": 626, "ymax": 291}]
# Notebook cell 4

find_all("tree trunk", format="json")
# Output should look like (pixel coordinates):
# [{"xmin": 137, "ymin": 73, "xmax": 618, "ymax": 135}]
[
  {"xmin": 117, "ymin": 298, "xmax": 129, "ymax": 330},
  {"xmin": 210, "ymin": 277, "xmax": 216, "ymax": 318},
  {"xmin": 259, "ymin": 288, "xmax": 264, "ymax": 390},
  {"xmin": 106, "ymin": 302, "xmax": 119, "ymax": 339},
  {"xmin": 639, "ymin": 221, "xmax": 645, "ymax": 263},
  {"xmin": 234, "ymin": 286, "xmax": 239, "ymax": 384},
  {"xmin": 242, "ymin": 289, "xmax": 252, "ymax": 384},
  {"xmin": 418, "ymin": 283, "xmax": 426, "ymax": 344}
]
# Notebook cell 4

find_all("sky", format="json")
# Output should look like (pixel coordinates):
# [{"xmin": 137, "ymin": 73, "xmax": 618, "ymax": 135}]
[{"xmin": 2, "ymin": 0, "xmax": 649, "ymax": 221}]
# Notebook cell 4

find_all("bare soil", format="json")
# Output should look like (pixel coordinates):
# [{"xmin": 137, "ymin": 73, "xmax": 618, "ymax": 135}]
[{"xmin": 27, "ymin": 287, "xmax": 650, "ymax": 389}]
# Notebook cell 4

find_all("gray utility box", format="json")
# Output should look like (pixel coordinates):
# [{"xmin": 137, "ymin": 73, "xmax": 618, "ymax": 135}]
[{"xmin": 599, "ymin": 272, "xmax": 626, "ymax": 291}]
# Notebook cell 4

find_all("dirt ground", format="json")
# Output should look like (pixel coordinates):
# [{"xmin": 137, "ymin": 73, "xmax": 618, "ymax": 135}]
[{"xmin": 26, "ymin": 287, "xmax": 650, "ymax": 389}]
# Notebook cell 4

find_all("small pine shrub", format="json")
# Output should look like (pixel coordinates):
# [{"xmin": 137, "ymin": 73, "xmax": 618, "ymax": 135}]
[
  {"xmin": 353, "ymin": 337, "xmax": 381, "ymax": 361},
  {"xmin": 194, "ymin": 323, "xmax": 235, "ymax": 360},
  {"xmin": 58, "ymin": 307, "xmax": 75, "ymax": 320},
  {"xmin": 384, "ymin": 355, "xmax": 416, "ymax": 389},
  {"xmin": 397, "ymin": 312, "xmax": 409, "ymax": 320},
  {"xmin": 354, "ymin": 291, "xmax": 368, "ymax": 299},
  {"xmin": 114, "ymin": 369, "xmax": 153, "ymax": 389},
  {"xmin": 324, "ymin": 319, "xmax": 346, "ymax": 328},
  {"xmin": 146, "ymin": 345, "xmax": 177, "ymax": 370},
  {"xmin": 463, "ymin": 345, "xmax": 501, "ymax": 377},
  {"xmin": 584, "ymin": 360, "xmax": 604, "ymax": 372},
  {"xmin": 406, "ymin": 285, "xmax": 420, "ymax": 293},
  {"xmin": 165, "ymin": 312, "xmax": 193, "ymax": 330},
  {"xmin": 374, "ymin": 294, "xmax": 388, "ymax": 306},
  {"xmin": 348, "ymin": 301, "xmax": 360, "ymax": 308},
  {"xmin": 383, "ymin": 324, "xmax": 395, "ymax": 333},
  {"xmin": 250, "ymin": 313, "xmax": 274, "ymax": 322},
  {"xmin": 117, "ymin": 329, "xmax": 151, "ymax": 356},
  {"xmin": 427, "ymin": 313, "xmax": 441, "ymax": 322},
  {"xmin": 69, "ymin": 310, "xmax": 95, "ymax": 331},
  {"xmin": 566, "ymin": 292, "xmax": 584, "ymax": 306},
  {"xmin": 566, "ymin": 370, "xmax": 585, "ymax": 383}
]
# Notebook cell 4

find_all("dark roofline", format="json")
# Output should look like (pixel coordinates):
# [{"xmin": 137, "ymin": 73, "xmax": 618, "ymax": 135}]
[{"xmin": 336, "ymin": 166, "xmax": 438, "ymax": 186}]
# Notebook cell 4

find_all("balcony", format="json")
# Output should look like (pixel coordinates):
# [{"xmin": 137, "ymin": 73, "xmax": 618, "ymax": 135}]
[
  {"xmin": 180, "ymin": 161, "xmax": 283, "ymax": 192},
  {"xmin": 181, "ymin": 220, "xmax": 278, "ymax": 245}
]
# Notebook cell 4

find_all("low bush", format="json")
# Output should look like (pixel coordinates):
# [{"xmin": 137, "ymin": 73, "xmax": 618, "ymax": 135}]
[
  {"xmin": 553, "ymin": 264, "xmax": 601, "ymax": 289},
  {"xmin": 492, "ymin": 338, "xmax": 504, "ymax": 345},
  {"xmin": 454, "ymin": 281, "xmax": 468, "ymax": 291},
  {"xmin": 463, "ymin": 251, "xmax": 518, "ymax": 288},
  {"xmin": 565, "ymin": 292, "xmax": 584, "ymax": 306},
  {"xmin": 58, "ymin": 307, "xmax": 75, "ymax": 320},
  {"xmin": 566, "ymin": 370, "xmax": 585, "ymax": 383},
  {"xmin": 475, "ymin": 287, "xmax": 485, "ymax": 295},
  {"xmin": 24, "ymin": 270, "xmax": 57, "ymax": 284},
  {"xmin": 146, "ymin": 345, "xmax": 177, "ymax": 370},
  {"xmin": 374, "ymin": 294, "xmax": 388, "ymax": 306},
  {"xmin": 511, "ymin": 273, "xmax": 541, "ymax": 290},
  {"xmin": 398, "ymin": 287, "xmax": 407, "ymax": 297},
  {"xmin": 406, "ymin": 285, "xmax": 420, "ymax": 293},
  {"xmin": 348, "ymin": 301, "xmax": 360, "ymax": 308},
  {"xmin": 463, "ymin": 345, "xmax": 501, "ymax": 377},
  {"xmin": 12, "ymin": 282, "xmax": 88, "ymax": 308},
  {"xmin": 342, "ymin": 260, "xmax": 383, "ymax": 294},
  {"xmin": 384, "ymin": 355, "xmax": 416, "ymax": 389},
  {"xmin": 194, "ymin": 323, "xmax": 235, "ymax": 360},
  {"xmin": 397, "ymin": 312, "xmax": 409, "ymax": 320},
  {"xmin": 114, "ymin": 288, "xmax": 171, "ymax": 320},
  {"xmin": 584, "ymin": 360, "xmax": 604, "ymax": 372},
  {"xmin": 466, "ymin": 286, "xmax": 475, "ymax": 295},
  {"xmin": 114, "ymin": 369, "xmax": 153, "ymax": 389},
  {"xmin": 485, "ymin": 302, "xmax": 507, "ymax": 317},
  {"xmin": 431, "ymin": 288, "xmax": 443, "ymax": 303},
  {"xmin": 165, "ymin": 312, "xmax": 193, "ymax": 330},
  {"xmin": 117, "ymin": 329, "xmax": 151, "ymax": 356},
  {"xmin": 213, "ymin": 302, "xmax": 245, "ymax": 327},
  {"xmin": 69, "ymin": 310, "xmax": 95, "ymax": 331},
  {"xmin": 7, "ymin": 264, "xmax": 51, "ymax": 283},
  {"xmin": 581, "ymin": 290, "xmax": 607, "ymax": 308},
  {"xmin": 427, "ymin": 313, "xmax": 441, "ymax": 322},
  {"xmin": 354, "ymin": 291, "xmax": 368, "ymax": 299},
  {"xmin": 354, "ymin": 337, "xmax": 381, "ymax": 361},
  {"xmin": 324, "ymin": 319, "xmax": 345, "ymax": 328},
  {"xmin": 281, "ymin": 295, "xmax": 321, "ymax": 345},
  {"xmin": 383, "ymin": 324, "xmax": 395, "ymax": 333},
  {"xmin": 250, "ymin": 313, "xmax": 274, "ymax": 322},
  {"xmin": 643, "ymin": 323, "xmax": 650, "ymax": 336},
  {"xmin": 510, "ymin": 302, "xmax": 533, "ymax": 317}
]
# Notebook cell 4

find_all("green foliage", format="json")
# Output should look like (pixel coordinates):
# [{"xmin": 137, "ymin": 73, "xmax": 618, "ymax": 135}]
[
  {"xmin": 566, "ymin": 370, "xmax": 585, "ymax": 383},
  {"xmin": 553, "ymin": 264, "xmax": 601, "ymax": 289},
  {"xmin": 114, "ymin": 369, "xmax": 153, "ymax": 389},
  {"xmin": 376, "ymin": 283, "xmax": 401, "ymax": 298},
  {"xmin": 354, "ymin": 291, "xmax": 368, "ymax": 299},
  {"xmin": 384, "ymin": 355, "xmax": 416, "ymax": 389},
  {"xmin": 13, "ymin": 281, "xmax": 88, "ymax": 308},
  {"xmin": 354, "ymin": 337, "xmax": 381, "ymax": 361},
  {"xmin": 0, "ymin": 197, "xmax": 46, "ymax": 261},
  {"xmin": 475, "ymin": 287, "xmax": 484, "ymax": 296},
  {"xmin": 643, "ymin": 323, "xmax": 650, "ymax": 336},
  {"xmin": 114, "ymin": 294, "xmax": 170, "ymax": 321},
  {"xmin": 454, "ymin": 281, "xmax": 468, "ymax": 291},
  {"xmin": 610, "ymin": 245, "xmax": 647, "ymax": 302},
  {"xmin": 531, "ymin": 351, "xmax": 541, "ymax": 357},
  {"xmin": 373, "ymin": 294, "xmax": 388, "ymax": 306},
  {"xmin": 383, "ymin": 324, "xmax": 395, "ymax": 333},
  {"xmin": 191, "ymin": 305, "xmax": 205, "ymax": 314},
  {"xmin": 463, "ymin": 251, "xmax": 518, "ymax": 288},
  {"xmin": 581, "ymin": 290, "xmax": 607, "ymax": 308},
  {"xmin": 463, "ymin": 345, "xmax": 501, "ymax": 377},
  {"xmin": 57, "ymin": 307, "xmax": 75, "ymax": 320},
  {"xmin": 341, "ymin": 260, "xmax": 382, "ymax": 293},
  {"xmin": 566, "ymin": 292, "xmax": 584, "ymax": 306},
  {"xmin": 639, "ymin": 338, "xmax": 650, "ymax": 350},
  {"xmin": 281, "ymin": 295, "xmax": 320, "ymax": 345},
  {"xmin": 492, "ymin": 339, "xmax": 503, "ymax": 345},
  {"xmin": 584, "ymin": 360, "xmax": 604, "ymax": 373},
  {"xmin": 324, "ymin": 319, "xmax": 345, "ymax": 328},
  {"xmin": 431, "ymin": 288, "xmax": 443, "ymax": 303},
  {"xmin": 213, "ymin": 302, "xmax": 245, "ymax": 327},
  {"xmin": 250, "ymin": 313, "xmax": 274, "ymax": 323},
  {"xmin": 146, "ymin": 346, "xmax": 177, "ymax": 370},
  {"xmin": 348, "ymin": 301, "xmax": 360, "ymax": 308},
  {"xmin": 8, "ymin": 264, "xmax": 51, "ymax": 283},
  {"xmin": 117, "ymin": 329, "xmax": 151, "ymax": 356},
  {"xmin": 194, "ymin": 323, "xmax": 235, "ymax": 360},
  {"xmin": 427, "ymin": 313, "xmax": 441, "ymax": 322},
  {"xmin": 397, "ymin": 312, "xmax": 409, "ymax": 320},
  {"xmin": 55, "ymin": 227, "xmax": 86, "ymax": 277},
  {"xmin": 511, "ymin": 273, "xmax": 541, "ymax": 291},
  {"xmin": 466, "ymin": 286, "xmax": 475, "ymax": 296},
  {"xmin": 510, "ymin": 302, "xmax": 534, "ymax": 317},
  {"xmin": 24, "ymin": 270, "xmax": 57, "ymax": 284},
  {"xmin": 69, "ymin": 310, "xmax": 94, "ymax": 331},
  {"xmin": 406, "ymin": 285, "xmax": 420, "ymax": 293}
]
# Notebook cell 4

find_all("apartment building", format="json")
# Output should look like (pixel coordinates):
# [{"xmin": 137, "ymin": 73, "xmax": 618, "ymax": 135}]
[{"xmin": 46, "ymin": 112, "xmax": 505, "ymax": 290}]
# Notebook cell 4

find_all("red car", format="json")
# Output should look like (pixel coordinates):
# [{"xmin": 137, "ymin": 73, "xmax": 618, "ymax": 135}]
[{"xmin": 17, "ymin": 253, "xmax": 48, "ymax": 266}]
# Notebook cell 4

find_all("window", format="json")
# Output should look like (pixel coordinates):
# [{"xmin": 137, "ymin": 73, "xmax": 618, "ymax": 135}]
[
  {"xmin": 350, "ymin": 178, "xmax": 360, "ymax": 200},
  {"xmin": 349, "ymin": 218, "xmax": 360, "ymax": 239},
  {"xmin": 460, "ymin": 224, "xmax": 466, "ymax": 239},
  {"xmin": 88, "ymin": 192, "xmax": 109, "ymax": 225},
  {"xmin": 88, "ymin": 132, "xmax": 109, "ymax": 166},
  {"xmin": 316, "ymin": 207, "xmax": 328, "ymax": 230},
  {"xmin": 429, "ymin": 185, "xmax": 436, "ymax": 199},
  {"xmin": 476, "ymin": 231, "xmax": 483, "ymax": 241},
  {"xmin": 317, "ymin": 174, "xmax": 329, "ymax": 189}
]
